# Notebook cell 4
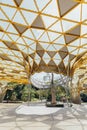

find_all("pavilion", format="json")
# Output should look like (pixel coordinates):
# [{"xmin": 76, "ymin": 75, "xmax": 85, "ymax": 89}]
[
  {"xmin": 0, "ymin": 0, "xmax": 87, "ymax": 104},
  {"xmin": 1, "ymin": 0, "xmax": 87, "ymax": 130}
]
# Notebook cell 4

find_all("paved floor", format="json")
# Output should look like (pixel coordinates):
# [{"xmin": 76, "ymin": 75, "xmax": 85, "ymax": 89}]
[
  {"xmin": 16, "ymin": 104, "xmax": 62, "ymax": 115},
  {"xmin": 0, "ymin": 102, "xmax": 87, "ymax": 130}
]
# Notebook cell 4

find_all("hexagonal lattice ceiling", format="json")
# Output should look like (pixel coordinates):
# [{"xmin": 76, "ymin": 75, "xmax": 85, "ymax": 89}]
[{"xmin": 0, "ymin": 0, "xmax": 87, "ymax": 83}]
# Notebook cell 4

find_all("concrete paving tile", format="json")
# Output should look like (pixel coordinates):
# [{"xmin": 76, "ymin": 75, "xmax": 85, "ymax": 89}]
[
  {"xmin": 16, "ymin": 121, "xmax": 50, "ymax": 127},
  {"xmin": 56, "ymin": 125, "xmax": 84, "ymax": 130},
  {"xmin": 83, "ymin": 125, "xmax": 87, "ymax": 130},
  {"xmin": 15, "ymin": 121, "xmax": 34, "ymax": 126},
  {"xmin": 35, "ymin": 116, "xmax": 49, "ymax": 121},
  {"xmin": 55, "ymin": 119, "xmax": 80, "ymax": 126},
  {"xmin": 0, "ymin": 127, "xmax": 14, "ymax": 130},
  {"xmin": 0, "ymin": 103, "xmax": 87, "ymax": 130},
  {"xmin": 10, "ymin": 127, "xmax": 24, "ymax": 130},
  {"xmin": 79, "ymin": 119, "xmax": 87, "ymax": 125},
  {"xmin": 21, "ymin": 126, "xmax": 50, "ymax": 130},
  {"xmin": 0, "ymin": 122, "xmax": 16, "ymax": 127}
]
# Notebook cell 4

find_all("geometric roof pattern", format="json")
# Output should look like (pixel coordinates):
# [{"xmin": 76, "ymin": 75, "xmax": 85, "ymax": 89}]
[{"xmin": 0, "ymin": 0, "xmax": 87, "ymax": 83}]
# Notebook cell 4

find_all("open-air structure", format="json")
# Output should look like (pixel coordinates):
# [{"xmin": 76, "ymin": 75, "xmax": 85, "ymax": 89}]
[
  {"xmin": 0, "ymin": 0, "xmax": 87, "ymax": 103},
  {"xmin": 1, "ymin": 1, "xmax": 87, "ymax": 130}
]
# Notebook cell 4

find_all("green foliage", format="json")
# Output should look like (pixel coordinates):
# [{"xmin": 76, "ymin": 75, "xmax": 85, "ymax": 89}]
[
  {"xmin": 46, "ymin": 86, "xmax": 66, "ymax": 101},
  {"xmin": 7, "ymin": 82, "xmax": 18, "ymax": 89},
  {"xmin": 4, "ymin": 90, "xmax": 12, "ymax": 100},
  {"xmin": 10, "ymin": 91, "xmax": 17, "ymax": 101},
  {"xmin": 4, "ymin": 82, "xmax": 68, "ymax": 102},
  {"xmin": 4, "ymin": 82, "xmax": 25, "ymax": 101},
  {"xmin": 37, "ymin": 89, "xmax": 48, "ymax": 100},
  {"xmin": 56, "ymin": 86, "xmax": 66, "ymax": 101},
  {"xmin": 80, "ymin": 92, "xmax": 87, "ymax": 102},
  {"xmin": 14, "ymin": 84, "xmax": 24, "ymax": 100},
  {"xmin": 21, "ymin": 85, "xmax": 29, "ymax": 101}
]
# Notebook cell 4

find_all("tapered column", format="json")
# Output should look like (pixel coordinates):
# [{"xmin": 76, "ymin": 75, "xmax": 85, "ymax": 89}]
[
  {"xmin": 0, "ymin": 82, "xmax": 8, "ymax": 103},
  {"xmin": 70, "ymin": 81, "xmax": 81, "ymax": 104},
  {"xmin": 0, "ymin": 89, "xmax": 5, "ymax": 102}
]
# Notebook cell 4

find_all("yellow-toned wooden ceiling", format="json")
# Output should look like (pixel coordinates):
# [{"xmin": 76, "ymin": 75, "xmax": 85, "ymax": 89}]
[{"xmin": 0, "ymin": 0, "xmax": 87, "ymax": 83}]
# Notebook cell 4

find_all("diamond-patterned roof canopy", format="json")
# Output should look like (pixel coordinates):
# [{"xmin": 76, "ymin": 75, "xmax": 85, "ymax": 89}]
[{"xmin": 0, "ymin": 0, "xmax": 87, "ymax": 83}]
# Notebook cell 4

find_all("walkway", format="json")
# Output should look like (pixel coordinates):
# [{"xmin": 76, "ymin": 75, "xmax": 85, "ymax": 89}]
[{"xmin": 0, "ymin": 103, "xmax": 87, "ymax": 130}]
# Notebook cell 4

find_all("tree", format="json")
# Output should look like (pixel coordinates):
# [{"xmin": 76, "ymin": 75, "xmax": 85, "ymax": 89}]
[
  {"xmin": 10, "ymin": 91, "xmax": 17, "ymax": 101},
  {"xmin": 80, "ymin": 92, "xmax": 87, "ymax": 102},
  {"xmin": 21, "ymin": 85, "xmax": 29, "ymax": 102},
  {"xmin": 4, "ymin": 82, "xmax": 23, "ymax": 102}
]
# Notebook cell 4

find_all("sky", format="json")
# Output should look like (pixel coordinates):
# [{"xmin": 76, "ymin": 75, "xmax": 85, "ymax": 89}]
[{"xmin": 31, "ymin": 72, "xmax": 60, "ymax": 82}]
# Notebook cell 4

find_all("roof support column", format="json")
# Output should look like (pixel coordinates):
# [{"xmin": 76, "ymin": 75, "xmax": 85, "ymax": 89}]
[
  {"xmin": 70, "ymin": 80, "xmax": 81, "ymax": 104},
  {"xmin": 0, "ymin": 82, "xmax": 8, "ymax": 103}
]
